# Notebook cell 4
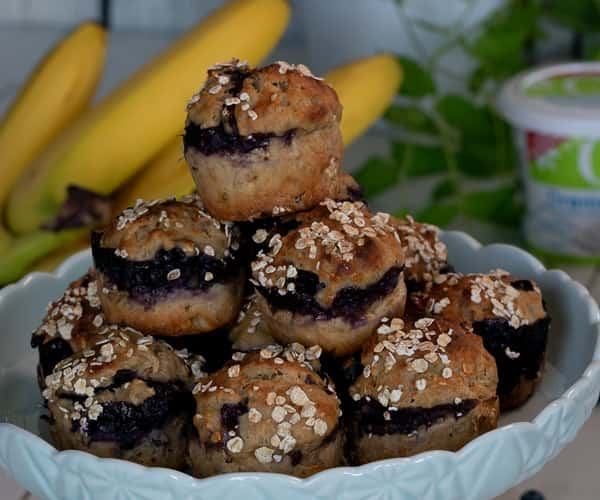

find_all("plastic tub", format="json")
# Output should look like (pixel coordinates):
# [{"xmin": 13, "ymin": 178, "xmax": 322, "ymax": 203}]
[{"xmin": 498, "ymin": 62, "xmax": 600, "ymax": 263}]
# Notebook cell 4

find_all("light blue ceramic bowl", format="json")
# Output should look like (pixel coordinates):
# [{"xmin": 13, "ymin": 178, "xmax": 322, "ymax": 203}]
[{"xmin": 1, "ymin": 231, "xmax": 599, "ymax": 500}]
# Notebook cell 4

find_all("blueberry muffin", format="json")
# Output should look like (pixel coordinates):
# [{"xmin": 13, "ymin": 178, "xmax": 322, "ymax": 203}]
[
  {"xmin": 228, "ymin": 295, "xmax": 276, "ymax": 352},
  {"xmin": 392, "ymin": 215, "xmax": 448, "ymax": 291},
  {"xmin": 408, "ymin": 270, "xmax": 550, "ymax": 410},
  {"xmin": 92, "ymin": 197, "xmax": 244, "ymax": 336},
  {"xmin": 251, "ymin": 200, "xmax": 407, "ymax": 356},
  {"xmin": 184, "ymin": 60, "xmax": 345, "ymax": 221},
  {"xmin": 232, "ymin": 172, "xmax": 363, "ymax": 268},
  {"xmin": 189, "ymin": 343, "xmax": 343, "ymax": 477},
  {"xmin": 31, "ymin": 273, "xmax": 108, "ymax": 383},
  {"xmin": 42, "ymin": 328, "xmax": 194, "ymax": 469},
  {"xmin": 347, "ymin": 315, "xmax": 499, "ymax": 464}
]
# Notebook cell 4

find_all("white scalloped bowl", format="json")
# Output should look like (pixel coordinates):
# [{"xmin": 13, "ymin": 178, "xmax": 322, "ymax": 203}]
[{"xmin": 1, "ymin": 231, "xmax": 599, "ymax": 500}]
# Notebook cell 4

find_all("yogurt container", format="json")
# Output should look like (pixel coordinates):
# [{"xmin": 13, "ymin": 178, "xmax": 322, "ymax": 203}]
[{"xmin": 498, "ymin": 62, "xmax": 600, "ymax": 263}]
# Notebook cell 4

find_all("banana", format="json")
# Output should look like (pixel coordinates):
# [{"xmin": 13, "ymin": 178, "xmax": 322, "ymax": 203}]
[
  {"xmin": 114, "ymin": 53, "xmax": 404, "ymax": 210},
  {"xmin": 0, "ymin": 228, "xmax": 87, "ymax": 285},
  {"xmin": 113, "ymin": 139, "xmax": 191, "ymax": 214},
  {"xmin": 326, "ymin": 53, "xmax": 403, "ymax": 145},
  {"xmin": 6, "ymin": 0, "xmax": 291, "ymax": 235},
  {"xmin": 0, "ymin": 22, "xmax": 105, "ymax": 284},
  {"xmin": 27, "ymin": 235, "xmax": 89, "ymax": 273},
  {"xmin": 0, "ymin": 22, "xmax": 106, "ymax": 219}
]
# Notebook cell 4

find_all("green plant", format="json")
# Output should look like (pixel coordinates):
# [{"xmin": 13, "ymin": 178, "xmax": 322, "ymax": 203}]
[{"xmin": 356, "ymin": 0, "xmax": 593, "ymax": 228}]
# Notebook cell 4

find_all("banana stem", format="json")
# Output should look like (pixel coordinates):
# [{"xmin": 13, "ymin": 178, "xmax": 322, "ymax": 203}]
[{"xmin": 0, "ymin": 227, "xmax": 87, "ymax": 285}]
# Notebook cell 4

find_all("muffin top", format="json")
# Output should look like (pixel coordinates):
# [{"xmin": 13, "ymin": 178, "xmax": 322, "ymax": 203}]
[
  {"xmin": 408, "ymin": 270, "xmax": 546, "ymax": 328},
  {"xmin": 349, "ymin": 315, "xmax": 498, "ymax": 410},
  {"xmin": 192, "ymin": 344, "xmax": 339, "ymax": 464},
  {"xmin": 250, "ymin": 199, "xmax": 405, "ymax": 307},
  {"xmin": 32, "ymin": 273, "xmax": 105, "ymax": 347},
  {"xmin": 43, "ymin": 327, "xmax": 193, "ymax": 404},
  {"xmin": 186, "ymin": 60, "xmax": 342, "ymax": 136},
  {"xmin": 99, "ymin": 196, "xmax": 234, "ymax": 262},
  {"xmin": 392, "ymin": 215, "xmax": 447, "ymax": 287}
]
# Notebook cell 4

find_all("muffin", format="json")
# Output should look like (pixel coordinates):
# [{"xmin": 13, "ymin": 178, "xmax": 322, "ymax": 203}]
[
  {"xmin": 92, "ymin": 197, "xmax": 244, "ymax": 336},
  {"xmin": 184, "ymin": 60, "xmax": 345, "ymax": 221},
  {"xmin": 392, "ymin": 215, "xmax": 448, "ymax": 291},
  {"xmin": 31, "ymin": 273, "xmax": 107, "ymax": 383},
  {"xmin": 251, "ymin": 199, "xmax": 406, "ymax": 356},
  {"xmin": 232, "ymin": 172, "xmax": 363, "ymax": 267},
  {"xmin": 228, "ymin": 295, "xmax": 276, "ymax": 352},
  {"xmin": 42, "ymin": 327, "xmax": 194, "ymax": 469},
  {"xmin": 189, "ymin": 343, "xmax": 342, "ymax": 478},
  {"xmin": 408, "ymin": 270, "xmax": 550, "ymax": 410},
  {"xmin": 348, "ymin": 315, "xmax": 499, "ymax": 464}
]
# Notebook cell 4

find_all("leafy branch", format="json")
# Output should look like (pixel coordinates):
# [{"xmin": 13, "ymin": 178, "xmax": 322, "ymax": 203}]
[{"xmin": 356, "ymin": 0, "xmax": 598, "ymax": 229}]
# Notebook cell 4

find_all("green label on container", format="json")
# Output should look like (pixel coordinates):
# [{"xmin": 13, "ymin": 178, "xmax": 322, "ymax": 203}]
[{"xmin": 530, "ymin": 138, "xmax": 600, "ymax": 189}]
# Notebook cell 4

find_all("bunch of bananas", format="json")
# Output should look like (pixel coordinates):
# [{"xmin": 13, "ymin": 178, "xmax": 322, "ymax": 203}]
[{"xmin": 0, "ymin": 0, "xmax": 403, "ymax": 284}]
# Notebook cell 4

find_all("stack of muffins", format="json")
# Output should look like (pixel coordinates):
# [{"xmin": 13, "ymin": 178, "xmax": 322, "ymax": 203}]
[{"xmin": 31, "ymin": 60, "xmax": 551, "ymax": 477}]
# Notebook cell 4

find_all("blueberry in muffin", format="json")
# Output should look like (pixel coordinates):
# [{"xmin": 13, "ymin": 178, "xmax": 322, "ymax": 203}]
[
  {"xmin": 42, "ymin": 327, "xmax": 195, "ymax": 469},
  {"xmin": 408, "ymin": 270, "xmax": 550, "ymax": 410},
  {"xmin": 31, "ymin": 273, "xmax": 107, "ymax": 384},
  {"xmin": 347, "ymin": 315, "xmax": 499, "ymax": 464},
  {"xmin": 189, "ymin": 343, "xmax": 343, "ymax": 477},
  {"xmin": 184, "ymin": 60, "xmax": 346, "ymax": 221},
  {"xmin": 92, "ymin": 196, "xmax": 245, "ymax": 336},
  {"xmin": 250, "ymin": 199, "xmax": 407, "ymax": 356}
]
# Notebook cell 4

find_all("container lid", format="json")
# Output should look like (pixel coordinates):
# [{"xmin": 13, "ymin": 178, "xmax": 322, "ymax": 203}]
[{"xmin": 497, "ymin": 62, "xmax": 600, "ymax": 138}]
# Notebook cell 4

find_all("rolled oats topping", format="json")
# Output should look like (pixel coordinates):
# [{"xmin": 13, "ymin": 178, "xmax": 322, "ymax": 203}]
[
  {"xmin": 250, "ymin": 200, "xmax": 401, "ymax": 296},
  {"xmin": 33, "ymin": 277, "xmax": 104, "ymax": 342}
]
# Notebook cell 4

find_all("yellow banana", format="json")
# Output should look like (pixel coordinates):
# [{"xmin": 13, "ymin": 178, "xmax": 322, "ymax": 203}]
[
  {"xmin": 27, "ymin": 235, "xmax": 89, "ymax": 273},
  {"xmin": 0, "ymin": 228, "xmax": 87, "ymax": 284},
  {"xmin": 0, "ymin": 21, "xmax": 106, "ymax": 217},
  {"xmin": 114, "ymin": 53, "xmax": 404, "ymax": 210},
  {"xmin": 0, "ymin": 22, "xmax": 105, "ymax": 284},
  {"xmin": 113, "ymin": 139, "xmax": 191, "ymax": 214},
  {"xmin": 327, "ymin": 53, "xmax": 403, "ymax": 145},
  {"xmin": 6, "ymin": 0, "xmax": 291, "ymax": 235}
]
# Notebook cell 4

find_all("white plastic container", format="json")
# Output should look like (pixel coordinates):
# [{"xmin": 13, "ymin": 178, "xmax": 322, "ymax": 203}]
[{"xmin": 498, "ymin": 62, "xmax": 600, "ymax": 263}]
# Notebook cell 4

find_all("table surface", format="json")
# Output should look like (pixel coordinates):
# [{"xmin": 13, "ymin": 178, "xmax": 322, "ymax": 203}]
[{"xmin": 1, "ymin": 27, "xmax": 599, "ymax": 500}]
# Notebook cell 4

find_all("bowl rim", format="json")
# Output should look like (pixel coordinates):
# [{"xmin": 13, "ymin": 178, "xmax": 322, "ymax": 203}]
[{"xmin": 1, "ymin": 230, "xmax": 599, "ymax": 492}]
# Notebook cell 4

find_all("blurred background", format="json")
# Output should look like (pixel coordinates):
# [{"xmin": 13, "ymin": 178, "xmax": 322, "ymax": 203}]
[{"xmin": 0, "ymin": 0, "xmax": 599, "ymax": 281}]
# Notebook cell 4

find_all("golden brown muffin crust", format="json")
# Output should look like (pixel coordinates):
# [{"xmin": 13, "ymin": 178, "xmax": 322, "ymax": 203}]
[
  {"xmin": 101, "ymin": 197, "xmax": 233, "ymax": 261},
  {"xmin": 251, "ymin": 200, "xmax": 405, "ymax": 307},
  {"xmin": 191, "ymin": 344, "xmax": 340, "ymax": 472},
  {"xmin": 349, "ymin": 315, "xmax": 498, "ymax": 409},
  {"xmin": 409, "ymin": 270, "xmax": 547, "ymax": 327},
  {"xmin": 33, "ymin": 273, "xmax": 107, "ymax": 350},
  {"xmin": 187, "ymin": 60, "xmax": 342, "ymax": 136},
  {"xmin": 392, "ymin": 215, "xmax": 448, "ymax": 287},
  {"xmin": 228, "ymin": 296, "xmax": 276, "ymax": 352}
]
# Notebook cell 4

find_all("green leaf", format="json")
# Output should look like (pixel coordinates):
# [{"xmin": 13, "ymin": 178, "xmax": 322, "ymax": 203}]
[
  {"xmin": 436, "ymin": 95, "xmax": 494, "ymax": 142},
  {"xmin": 384, "ymin": 104, "xmax": 437, "ymax": 134},
  {"xmin": 354, "ymin": 156, "xmax": 401, "ymax": 198},
  {"xmin": 467, "ymin": 1, "xmax": 542, "ymax": 82},
  {"xmin": 436, "ymin": 96, "xmax": 515, "ymax": 177},
  {"xmin": 393, "ymin": 208, "xmax": 411, "ymax": 218},
  {"xmin": 468, "ymin": 67, "xmax": 488, "ymax": 93},
  {"xmin": 396, "ymin": 56, "xmax": 436, "ymax": 97},
  {"xmin": 431, "ymin": 177, "xmax": 459, "ymax": 201},
  {"xmin": 544, "ymin": 0, "xmax": 600, "ymax": 33},
  {"xmin": 391, "ymin": 142, "xmax": 448, "ymax": 177},
  {"xmin": 415, "ymin": 203, "xmax": 459, "ymax": 227},
  {"xmin": 461, "ymin": 184, "xmax": 524, "ymax": 226}
]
